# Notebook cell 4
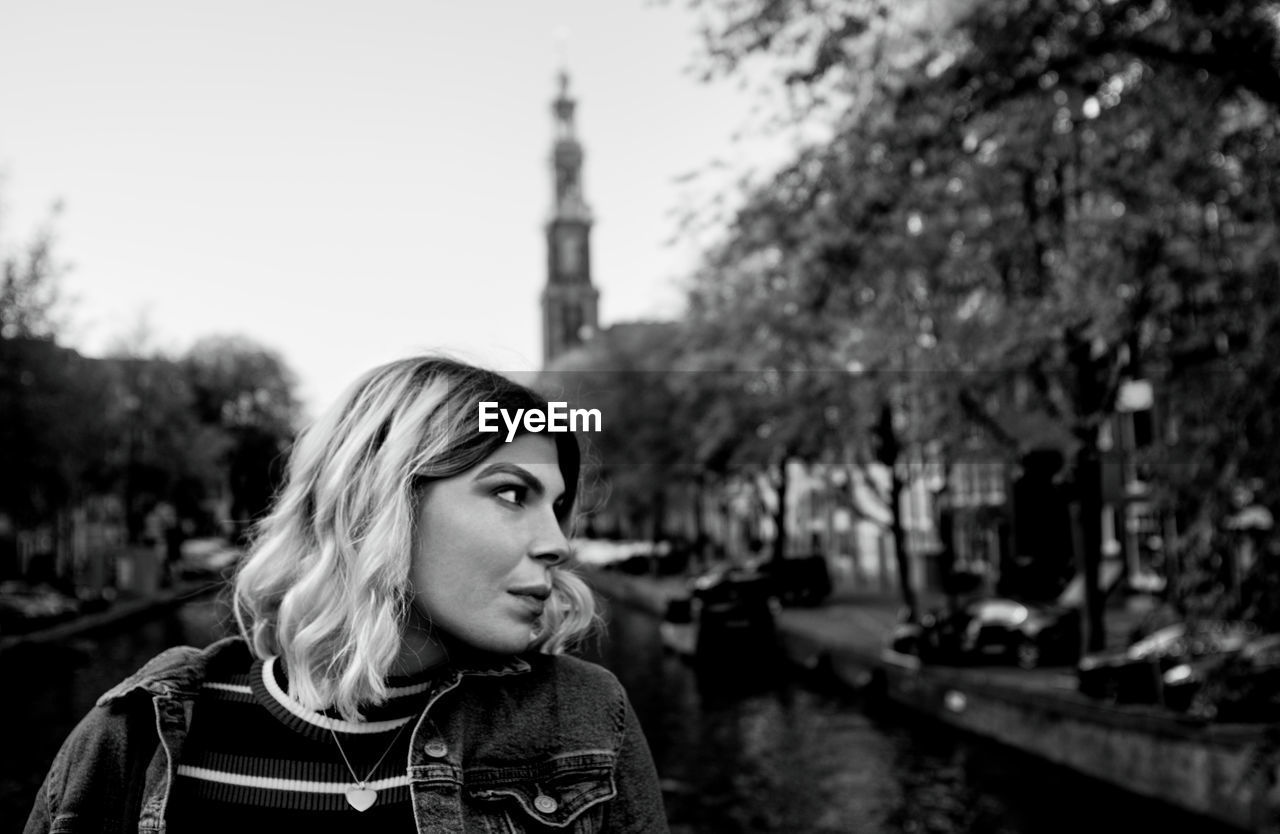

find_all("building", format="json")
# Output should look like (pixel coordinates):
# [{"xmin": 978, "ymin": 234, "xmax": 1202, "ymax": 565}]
[{"xmin": 541, "ymin": 70, "xmax": 600, "ymax": 366}]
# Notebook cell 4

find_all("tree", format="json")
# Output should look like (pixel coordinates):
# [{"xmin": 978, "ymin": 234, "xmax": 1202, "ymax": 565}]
[
  {"xmin": 0, "ymin": 339, "xmax": 112, "ymax": 528},
  {"xmin": 682, "ymin": 209, "xmax": 874, "ymax": 567},
  {"xmin": 1, "ymin": 203, "xmax": 65, "ymax": 341},
  {"xmin": 181, "ymin": 335, "xmax": 301, "ymax": 543},
  {"xmin": 677, "ymin": 0, "xmax": 1280, "ymax": 640},
  {"xmin": 101, "ymin": 352, "xmax": 221, "ymax": 542},
  {"xmin": 540, "ymin": 322, "xmax": 697, "ymax": 544},
  {"xmin": 0, "ymin": 200, "xmax": 108, "ymax": 579},
  {"xmin": 684, "ymin": 1, "xmax": 1280, "ymax": 109}
]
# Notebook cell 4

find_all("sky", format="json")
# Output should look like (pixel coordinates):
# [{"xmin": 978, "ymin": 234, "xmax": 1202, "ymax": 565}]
[{"xmin": 1, "ymin": 1, "xmax": 790, "ymax": 417}]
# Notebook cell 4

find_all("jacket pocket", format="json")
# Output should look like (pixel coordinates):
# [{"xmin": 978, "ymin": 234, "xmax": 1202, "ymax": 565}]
[{"xmin": 465, "ymin": 751, "xmax": 616, "ymax": 832}]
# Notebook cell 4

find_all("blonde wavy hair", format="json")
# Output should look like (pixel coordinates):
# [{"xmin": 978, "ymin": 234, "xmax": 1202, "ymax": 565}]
[{"xmin": 233, "ymin": 355, "xmax": 597, "ymax": 720}]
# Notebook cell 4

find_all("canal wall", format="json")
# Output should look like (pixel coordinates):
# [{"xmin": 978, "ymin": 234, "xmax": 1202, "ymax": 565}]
[
  {"xmin": 0, "ymin": 579, "xmax": 224, "ymax": 658},
  {"xmin": 585, "ymin": 568, "xmax": 1280, "ymax": 833},
  {"xmin": 881, "ymin": 655, "xmax": 1280, "ymax": 833}
]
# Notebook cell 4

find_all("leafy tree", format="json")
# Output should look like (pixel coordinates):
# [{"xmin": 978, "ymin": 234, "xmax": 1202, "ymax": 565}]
[
  {"xmin": 677, "ymin": 0, "xmax": 1280, "ymax": 641},
  {"xmin": 540, "ymin": 322, "xmax": 697, "ymax": 544},
  {"xmin": 181, "ymin": 335, "xmax": 301, "ymax": 543},
  {"xmin": 683, "ymin": 216, "xmax": 872, "ymax": 568},
  {"xmin": 683, "ymin": 0, "xmax": 1280, "ymax": 108},
  {"xmin": 182, "ymin": 335, "xmax": 300, "ymax": 435},
  {"xmin": 100, "ymin": 352, "xmax": 223, "ymax": 542},
  {"xmin": 1, "ymin": 203, "xmax": 65, "ymax": 341},
  {"xmin": 0, "ymin": 201, "xmax": 109, "ymax": 579},
  {"xmin": 0, "ymin": 340, "xmax": 112, "ymax": 528}
]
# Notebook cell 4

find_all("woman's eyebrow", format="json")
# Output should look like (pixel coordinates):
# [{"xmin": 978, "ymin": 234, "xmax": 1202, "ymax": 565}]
[{"xmin": 473, "ymin": 462, "xmax": 565, "ymax": 501}]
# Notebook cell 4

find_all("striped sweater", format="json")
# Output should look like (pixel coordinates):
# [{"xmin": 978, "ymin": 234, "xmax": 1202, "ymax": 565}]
[{"xmin": 166, "ymin": 653, "xmax": 437, "ymax": 832}]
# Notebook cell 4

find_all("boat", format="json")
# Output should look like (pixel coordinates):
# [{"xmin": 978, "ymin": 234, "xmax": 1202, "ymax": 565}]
[{"xmin": 659, "ymin": 565, "xmax": 780, "ymax": 665}]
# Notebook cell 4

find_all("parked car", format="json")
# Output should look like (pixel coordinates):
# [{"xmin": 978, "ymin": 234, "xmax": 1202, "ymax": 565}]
[
  {"xmin": 1076, "ymin": 620, "xmax": 1258, "ymax": 705},
  {"xmin": 1151, "ymin": 631, "xmax": 1280, "ymax": 720},
  {"xmin": 1189, "ymin": 633, "xmax": 1280, "ymax": 722},
  {"xmin": 176, "ymin": 538, "xmax": 242, "ymax": 579},
  {"xmin": 660, "ymin": 564, "xmax": 780, "ymax": 665},
  {"xmin": 892, "ymin": 597, "xmax": 1081, "ymax": 669}
]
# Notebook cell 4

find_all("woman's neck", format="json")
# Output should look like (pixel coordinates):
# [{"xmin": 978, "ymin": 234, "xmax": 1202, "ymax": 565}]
[{"xmin": 392, "ymin": 612, "xmax": 448, "ymax": 675}]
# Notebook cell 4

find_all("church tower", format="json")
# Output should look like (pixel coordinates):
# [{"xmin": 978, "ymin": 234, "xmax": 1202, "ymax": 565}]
[{"xmin": 541, "ymin": 70, "xmax": 599, "ymax": 366}]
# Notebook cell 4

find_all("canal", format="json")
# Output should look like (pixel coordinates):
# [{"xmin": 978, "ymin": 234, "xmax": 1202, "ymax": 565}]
[{"xmin": 2, "ymin": 590, "xmax": 1236, "ymax": 833}]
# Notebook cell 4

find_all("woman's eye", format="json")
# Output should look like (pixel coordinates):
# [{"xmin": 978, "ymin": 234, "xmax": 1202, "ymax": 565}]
[{"xmin": 494, "ymin": 485, "xmax": 527, "ymax": 505}]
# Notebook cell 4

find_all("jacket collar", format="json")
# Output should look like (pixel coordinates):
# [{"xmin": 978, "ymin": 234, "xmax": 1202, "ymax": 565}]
[
  {"xmin": 96, "ymin": 636, "xmax": 534, "ymax": 707},
  {"xmin": 97, "ymin": 635, "xmax": 247, "ymax": 706},
  {"xmin": 444, "ymin": 644, "xmax": 534, "ymax": 678}
]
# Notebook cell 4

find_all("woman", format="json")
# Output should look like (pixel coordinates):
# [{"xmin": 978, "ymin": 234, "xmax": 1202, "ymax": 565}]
[{"xmin": 26, "ymin": 356, "xmax": 668, "ymax": 833}]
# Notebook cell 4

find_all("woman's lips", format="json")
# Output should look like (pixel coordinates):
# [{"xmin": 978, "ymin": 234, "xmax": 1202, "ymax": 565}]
[{"xmin": 509, "ymin": 591, "xmax": 547, "ymax": 618}]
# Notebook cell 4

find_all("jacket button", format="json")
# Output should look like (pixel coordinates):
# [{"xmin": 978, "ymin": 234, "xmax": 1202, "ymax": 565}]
[
  {"xmin": 534, "ymin": 795, "xmax": 558, "ymax": 814},
  {"xmin": 424, "ymin": 741, "xmax": 448, "ymax": 758}
]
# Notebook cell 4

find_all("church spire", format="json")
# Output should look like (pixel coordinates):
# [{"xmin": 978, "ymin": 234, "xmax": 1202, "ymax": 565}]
[
  {"xmin": 541, "ymin": 68, "xmax": 599, "ymax": 367},
  {"xmin": 550, "ymin": 71, "xmax": 591, "ymax": 223}
]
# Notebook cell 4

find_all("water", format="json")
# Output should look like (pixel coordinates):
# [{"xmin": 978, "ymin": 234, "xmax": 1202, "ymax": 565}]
[
  {"xmin": 583, "ymin": 598, "xmax": 1240, "ymax": 834},
  {"xmin": 2, "ymin": 590, "xmax": 1240, "ymax": 833},
  {"xmin": 0, "ymin": 589, "xmax": 233, "ymax": 832}
]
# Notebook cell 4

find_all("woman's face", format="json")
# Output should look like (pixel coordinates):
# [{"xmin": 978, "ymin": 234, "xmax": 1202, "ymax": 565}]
[{"xmin": 406, "ymin": 433, "xmax": 570, "ymax": 659}]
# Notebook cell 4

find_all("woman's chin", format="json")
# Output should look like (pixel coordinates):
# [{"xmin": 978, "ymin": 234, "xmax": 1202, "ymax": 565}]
[{"xmin": 450, "ymin": 626, "xmax": 540, "ymax": 656}]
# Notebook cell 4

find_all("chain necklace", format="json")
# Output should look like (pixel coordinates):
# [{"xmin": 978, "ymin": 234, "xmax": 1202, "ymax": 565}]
[{"xmin": 328, "ymin": 722, "xmax": 409, "ymax": 812}]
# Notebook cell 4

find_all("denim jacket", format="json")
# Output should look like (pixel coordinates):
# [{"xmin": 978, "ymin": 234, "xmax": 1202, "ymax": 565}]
[{"xmin": 25, "ymin": 636, "xmax": 669, "ymax": 834}]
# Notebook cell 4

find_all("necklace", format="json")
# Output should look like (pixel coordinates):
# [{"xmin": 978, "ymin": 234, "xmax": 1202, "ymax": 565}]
[{"xmin": 329, "ymin": 722, "xmax": 409, "ymax": 812}]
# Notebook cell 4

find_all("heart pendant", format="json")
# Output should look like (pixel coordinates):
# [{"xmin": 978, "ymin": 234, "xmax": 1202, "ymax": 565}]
[{"xmin": 345, "ymin": 788, "xmax": 377, "ymax": 812}]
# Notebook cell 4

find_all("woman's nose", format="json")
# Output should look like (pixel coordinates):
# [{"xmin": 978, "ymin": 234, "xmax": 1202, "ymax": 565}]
[{"xmin": 530, "ymin": 510, "xmax": 570, "ymax": 566}]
